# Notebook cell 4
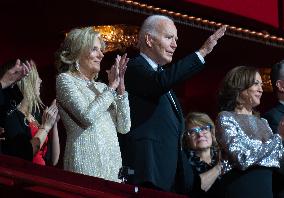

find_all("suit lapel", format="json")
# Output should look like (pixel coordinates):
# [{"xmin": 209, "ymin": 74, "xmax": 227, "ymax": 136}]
[
  {"xmin": 136, "ymin": 55, "xmax": 156, "ymax": 72},
  {"xmin": 137, "ymin": 55, "xmax": 183, "ymax": 121}
]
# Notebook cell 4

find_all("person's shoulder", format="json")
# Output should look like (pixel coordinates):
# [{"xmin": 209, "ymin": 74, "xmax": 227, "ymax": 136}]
[
  {"xmin": 263, "ymin": 108, "xmax": 276, "ymax": 119},
  {"xmin": 56, "ymin": 72, "xmax": 75, "ymax": 83},
  {"xmin": 216, "ymin": 111, "xmax": 237, "ymax": 123},
  {"xmin": 128, "ymin": 54, "xmax": 147, "ymax": 66},
  {"xmin": 218, "ymin": 111, "xmax": 234, "ymax": 118},
  {"xmin": 265, "ymin": 104, "xmax": 284, "ymax": 115}
]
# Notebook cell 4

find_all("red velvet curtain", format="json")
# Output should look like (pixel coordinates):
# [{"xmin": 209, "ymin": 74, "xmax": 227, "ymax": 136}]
[{"xmin": 183, "ymin": 0, "xmax": 279, "ymax": 28}]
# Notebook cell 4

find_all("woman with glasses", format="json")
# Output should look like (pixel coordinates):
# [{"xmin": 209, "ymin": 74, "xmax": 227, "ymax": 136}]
[
  {"xmin": 216, "ymin": 66, "xmax": 284, "ymax": 198},
  {"xmin": 183, "ymin": 112, "xmax": 223, "ymax": 198}
]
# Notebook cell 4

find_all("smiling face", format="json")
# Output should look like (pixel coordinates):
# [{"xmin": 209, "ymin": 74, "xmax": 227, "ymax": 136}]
[
  {"xmin": 78, "ymin": 37, "xmax": 104, "ymax": 78},
  {"xmin": 240, "ymin": 72, "xmax": 263, "ymax": 108},
  {"xmin": 146, "ymin": 19, "xmax": 178, "ymax": 65}
]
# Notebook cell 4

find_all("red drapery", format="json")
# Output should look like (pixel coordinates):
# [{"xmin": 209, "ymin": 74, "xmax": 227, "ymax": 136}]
[{"xmin": 183, "ymin": 0, "xmax": 279, "ymax": 28}]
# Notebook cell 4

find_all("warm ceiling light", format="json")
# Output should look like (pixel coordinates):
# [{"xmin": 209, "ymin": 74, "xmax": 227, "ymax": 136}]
[{"xmin": 94, "ymin": 25, "xmax": 139, "ymax": 52}]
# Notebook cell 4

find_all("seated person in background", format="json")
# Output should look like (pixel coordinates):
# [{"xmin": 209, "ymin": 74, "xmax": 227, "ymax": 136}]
[
  {"xmin": 55, "ymin": 27, "xmax": 130, "ymax": 182},
  {"xmin": 2, "ymin": 60, "xmax": 60, "ymax": 165},
  {"xmin": 183, "ymin": 112, "xmax": 223, "ymax": 198},
  {"xmin": 216, "ymin": 66, "xmax": 284, "ymax": 198}
]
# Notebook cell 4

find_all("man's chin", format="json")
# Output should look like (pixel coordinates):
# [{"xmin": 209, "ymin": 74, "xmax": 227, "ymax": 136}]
[{"xmin": 162, "ymin": 58, "xmax": 172, "ymax": 65}]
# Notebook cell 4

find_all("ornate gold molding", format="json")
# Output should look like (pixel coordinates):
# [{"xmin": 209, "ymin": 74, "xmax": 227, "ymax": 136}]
[{"xmin": 91, "ymin": 0, "xmax": 284, "ymax": 48}]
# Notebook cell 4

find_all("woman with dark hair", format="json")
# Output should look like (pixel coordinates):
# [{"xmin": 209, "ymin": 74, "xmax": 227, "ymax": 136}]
[
  {"xmin": 183, "ymin": 112, "xmax": 223, "ymax": 198},
  {"xmin": 216, "ymin": 66, "xmax": 284, "ymax": 198}
]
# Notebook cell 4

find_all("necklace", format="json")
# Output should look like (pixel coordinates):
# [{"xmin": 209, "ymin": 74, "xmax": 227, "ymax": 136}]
[
  {"xmin": 17, "ymin": 104, "xmax": 39, "ymax": 127},
  {"xmin": 73, "ymin": 70, "xmax": 96, "ymax": 87}
]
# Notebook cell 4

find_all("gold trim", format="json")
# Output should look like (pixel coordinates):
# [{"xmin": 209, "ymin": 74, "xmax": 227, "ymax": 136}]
[{"xmin": 92, "ymin": 0, "xmax": 284, "ymax": 48}]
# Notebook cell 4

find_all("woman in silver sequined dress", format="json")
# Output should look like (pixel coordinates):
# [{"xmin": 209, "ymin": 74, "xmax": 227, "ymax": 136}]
[
  {"xmin": 55, "ymin": 27, "xmax": 131, "ymax": 182},
  {"xmin": 216, "ymin": 66, "xmax": 284, "ymax": 198}
]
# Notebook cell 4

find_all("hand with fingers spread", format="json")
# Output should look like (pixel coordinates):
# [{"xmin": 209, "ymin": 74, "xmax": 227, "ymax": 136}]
[
  {"xmin": 107, "ymin": 55, "xmax": 121, "ymax": 90},
  {"xmin": 199, "ymin": 25, "xmax": 227, "ymax": 58},
  {"xmin": 0, "ymin": 59, "xmax": 32, "ymax": 89},
  {"xmin": 117, "ymin": 53, "xmax": 129, "ymax": 95}
]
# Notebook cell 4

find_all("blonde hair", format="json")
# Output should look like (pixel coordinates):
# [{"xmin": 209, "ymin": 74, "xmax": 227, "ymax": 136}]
[
  {"xmin": 183, "ymin": 112, "xmax": 217, "ymax": 149},
  {"xmin": 17, "ymin": 60, "xmax": 44, "ymax": 115},
  {"xmin": 55, "ymin": 26, "xmax": 105, "ymax": 73}
]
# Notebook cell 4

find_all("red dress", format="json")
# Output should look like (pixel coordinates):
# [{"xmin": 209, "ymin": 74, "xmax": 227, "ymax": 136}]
[{"xmin": 29, "ymin": 121, "xmax": 48, "ymax": 165}]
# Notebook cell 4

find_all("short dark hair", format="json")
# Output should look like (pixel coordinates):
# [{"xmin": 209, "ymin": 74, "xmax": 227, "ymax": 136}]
[
  {"xmin": 270, "ymin": 60, "xmax": 284, "ymax": 91},
  {"xmin": 218, "ymin": 66, "xmax": 258, "ymax": 112}
]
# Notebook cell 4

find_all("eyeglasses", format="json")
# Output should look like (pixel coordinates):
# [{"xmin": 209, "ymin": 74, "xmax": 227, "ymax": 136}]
[{"xmin": 186, "ymin": 125, "xmax": 212, "ymax": 137}]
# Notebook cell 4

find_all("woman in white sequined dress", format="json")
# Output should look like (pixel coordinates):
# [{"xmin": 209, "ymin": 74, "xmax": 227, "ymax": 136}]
[
  {"xmin": 55, "ymin": 27, "xmax": 131, "ymax": 182},
  {"xmin": 216, "ymin": 66, "xmax": 284, "ymax": 198}
]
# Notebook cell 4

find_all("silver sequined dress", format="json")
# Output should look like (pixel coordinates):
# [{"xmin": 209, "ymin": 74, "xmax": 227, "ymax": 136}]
[
  {"xmin": 216, "ymin": 111, "xmax": 284, "ymax": 174},
  {"xmin": 56, "ymin": 73, "xmax": 131, "ymax": 182}
]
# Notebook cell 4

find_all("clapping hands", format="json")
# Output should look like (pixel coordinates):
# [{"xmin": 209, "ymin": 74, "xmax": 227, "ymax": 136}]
[
  {"xmin": 107, "ymin": 53, "xmax": 129, "ymax": 95},
  {"xmin": 41, "ymin": 99, "xmax": 59, "ymax": 133}
]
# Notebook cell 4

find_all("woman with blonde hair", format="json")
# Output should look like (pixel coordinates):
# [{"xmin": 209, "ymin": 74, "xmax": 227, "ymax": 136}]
[
  {"xmin": 2, "ymin": 60, "xmax": 60, "ymax": 165},
  {"xmin": 183, "ymin": 112, "xmax": 223, "ymax": 198},
  {"xmin": 56, "ymin": 27, "xmax": 130, "ymax": 182}
]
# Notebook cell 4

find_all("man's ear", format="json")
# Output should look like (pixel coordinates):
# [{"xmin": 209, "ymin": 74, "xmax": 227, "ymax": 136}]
[
  {"xmin": 276, "ymin": 80, "xmax": 284, "ymax": 92},
  {"xmin": 145, "ymin": 33, "xmax": 153, "ymax": 48}
]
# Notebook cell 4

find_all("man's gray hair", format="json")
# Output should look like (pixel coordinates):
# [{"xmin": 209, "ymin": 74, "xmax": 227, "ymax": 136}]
[{"xmin": 138, "ymin": 15, "xmax": 173, "ymax": 47}]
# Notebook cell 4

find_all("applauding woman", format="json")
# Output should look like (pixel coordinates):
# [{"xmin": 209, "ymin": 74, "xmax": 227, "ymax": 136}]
[
  {"xmin": 2, "ymin": 60, "xmax": 60, "ymax": 166},
  {"xmin": 55, "ymin": 27, "xmax": 131, "ymax": 182}
]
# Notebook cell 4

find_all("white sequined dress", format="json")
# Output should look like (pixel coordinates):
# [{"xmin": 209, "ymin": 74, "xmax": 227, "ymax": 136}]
[{"xmin": 56, "ymin": 73, "xmax": 131, "ymax": 182}]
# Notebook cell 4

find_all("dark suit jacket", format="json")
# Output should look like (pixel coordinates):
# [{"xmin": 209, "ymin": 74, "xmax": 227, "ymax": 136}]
[
  {"xmin": 263, "ymin": 102, "xmax": 284, "ymax": 134},
  {"xmin": 263, "ymin": 103, "xmax": 284, "ymax": 189},
  {"xmin": 0, "ymin": 85, "xmax": 23, "ymax": 127},
  {"xmin": 118, "ymin": 53, "xmax": 204, "ymax": 192},
  {"xmin": 0, "ymin": 86, "xmax": 33, "ymax": 160}
]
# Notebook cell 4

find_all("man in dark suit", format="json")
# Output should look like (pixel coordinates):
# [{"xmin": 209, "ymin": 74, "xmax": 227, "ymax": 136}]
[
  {"xmin": 263, "ymin": 60, "xmax": 284, "ymax": 198},
  {"xmin": 118, "ymin": 15, "xmax": 226, "ymax": 192}
]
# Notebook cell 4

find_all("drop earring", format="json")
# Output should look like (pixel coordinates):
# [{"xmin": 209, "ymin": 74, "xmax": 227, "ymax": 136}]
[{"xmin": 75, "ymin": 61, "xmax": 80, "ymax": 71}]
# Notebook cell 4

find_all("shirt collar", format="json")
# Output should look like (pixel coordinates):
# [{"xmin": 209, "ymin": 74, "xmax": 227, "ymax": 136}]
[{"xmin": 140, "ymin": 52, "xmax": 159, "ymax": 71}]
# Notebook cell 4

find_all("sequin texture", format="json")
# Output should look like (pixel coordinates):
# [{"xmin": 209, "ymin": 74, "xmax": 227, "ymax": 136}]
[
  {"xmin": 56, "ymin": 73, "xmax": 131, "ymax": 182},
  {"xmin": 216, "ymin": 111, "xmax": 284, "ymax": 174}
]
